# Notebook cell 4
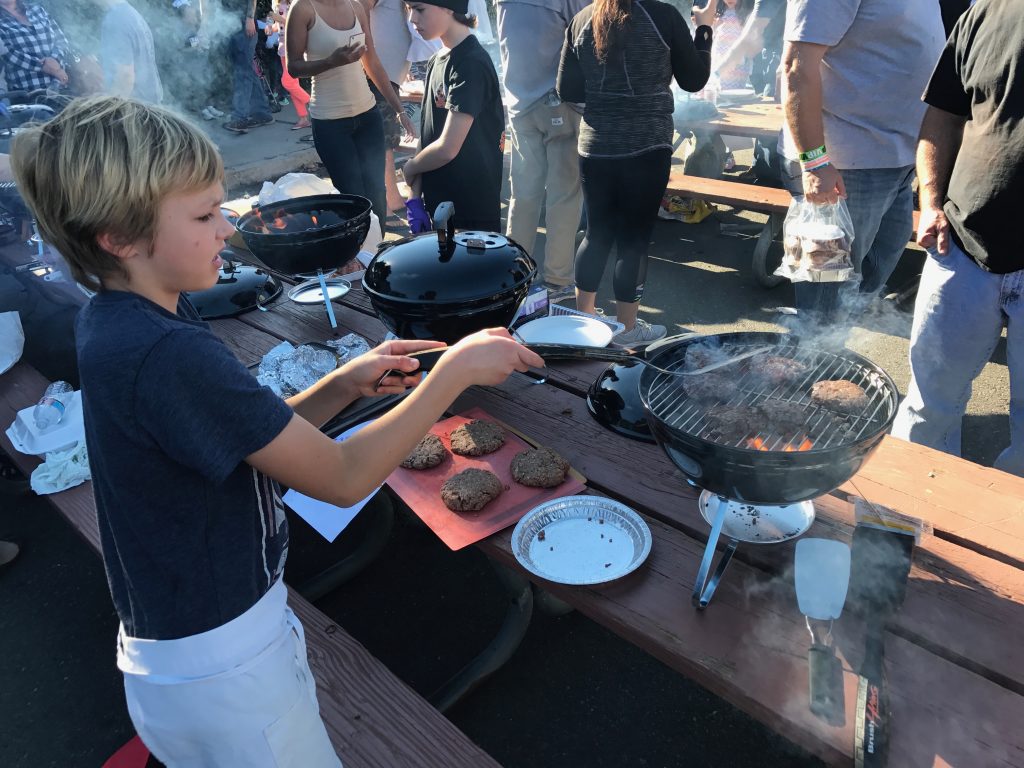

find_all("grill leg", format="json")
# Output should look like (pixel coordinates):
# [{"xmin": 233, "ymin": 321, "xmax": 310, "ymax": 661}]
[{"xmin": 692, "ymin": 498, "xmax": 739, "ymax": 609}]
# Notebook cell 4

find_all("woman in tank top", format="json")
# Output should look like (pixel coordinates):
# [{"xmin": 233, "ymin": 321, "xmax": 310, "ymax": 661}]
[{"xmin": 287, "ymin": 0, "xmax": 414, "ymax": 222}]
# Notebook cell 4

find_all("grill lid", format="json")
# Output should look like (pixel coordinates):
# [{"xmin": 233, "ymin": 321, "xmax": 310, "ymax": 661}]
[{"xmin": 363, "ymin": 202, "xmax": 535, "ymax": 304}]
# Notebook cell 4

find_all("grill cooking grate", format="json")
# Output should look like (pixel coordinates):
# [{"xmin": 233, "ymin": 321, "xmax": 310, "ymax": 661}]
[{"xmin": 646, "ymin": 339, "xmax": 897, "ymax": 452}]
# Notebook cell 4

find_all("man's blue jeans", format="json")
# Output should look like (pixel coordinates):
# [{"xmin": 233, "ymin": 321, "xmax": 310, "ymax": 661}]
[
  {"xmin": 230, "ymin": 29, "xmax": 271, "ymax": 123},
  {"xmin": 310, "ymin": 108, "xmax": 387, "ymax": 223},
  {"xmin": 893, "ymin": 240, "xmax": 1024, "ymax": 476},
  {"xmin": 781, "ymin": 161, "xmax": 915, "ymax": 321}
]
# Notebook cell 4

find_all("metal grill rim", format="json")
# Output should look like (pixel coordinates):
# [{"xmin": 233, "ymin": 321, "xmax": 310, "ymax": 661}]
[{"xmin": 645, "ymin": 341, "xmax": 896, "ymax": 452}]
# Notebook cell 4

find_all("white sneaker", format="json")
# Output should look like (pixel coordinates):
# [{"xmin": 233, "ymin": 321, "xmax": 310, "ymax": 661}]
[
  {"xmin": 201, "ymin": 107, "xmax": 215, "ymax": 120},
  {"xmin": 612, "ymin": 319, "xmax": 667, "ymax": 348},
  {"xmin": 206, "ymin": 105, "xmax": 225, "ymax": 118}
]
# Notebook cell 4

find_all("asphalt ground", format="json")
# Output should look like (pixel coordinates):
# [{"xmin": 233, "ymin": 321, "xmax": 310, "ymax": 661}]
[{"xmin": 0, "ymin": 107, "xmax": 1013, "ymax": 767}]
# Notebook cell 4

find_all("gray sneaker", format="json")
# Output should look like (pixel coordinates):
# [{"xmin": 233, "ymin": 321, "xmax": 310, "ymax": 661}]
[
  {"xmin": 544, "ymin": 283, "xmax": 576, "ymax": 304},
  {"xmin": 612, "ymin": 318, "xmax": 667, "ymax": 348}
]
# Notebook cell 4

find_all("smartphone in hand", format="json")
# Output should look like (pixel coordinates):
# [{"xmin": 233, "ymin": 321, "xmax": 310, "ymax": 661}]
[{"xmin": 350, "ymin": 32, "xmax": 365, "ymax": 48}]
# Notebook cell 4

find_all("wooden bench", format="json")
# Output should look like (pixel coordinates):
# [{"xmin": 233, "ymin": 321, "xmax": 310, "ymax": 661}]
[
  {"xmin": 666, "ymin": 171, "xmax": 922, "ymax": 290},
  {"xmin": 0, "ymin": 362, "xmax": 499, "ymax": 768}
]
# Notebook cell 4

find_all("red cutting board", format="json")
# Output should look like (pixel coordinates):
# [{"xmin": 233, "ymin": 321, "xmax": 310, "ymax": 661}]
[{"xmin": 386, "ymin": 407, "xmax": 586, "ymax": 550}]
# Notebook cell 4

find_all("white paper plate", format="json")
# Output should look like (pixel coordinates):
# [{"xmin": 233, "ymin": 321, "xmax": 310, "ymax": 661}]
[
  {"xmin": 515, "ymin": 315, "xmax": 614, "ymax": 348},
  {"xmin": 288, "ymin": 278, "xmax": 351, "ymax": 304},
  {"xmin": 512, "ymin": 496, "xmax": 652, "ymax": 585}
]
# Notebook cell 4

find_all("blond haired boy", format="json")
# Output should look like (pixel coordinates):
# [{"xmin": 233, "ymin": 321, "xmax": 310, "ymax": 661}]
[{"xmin": 12, "ymin": 96, "xmax": 542, "ymax": 766}]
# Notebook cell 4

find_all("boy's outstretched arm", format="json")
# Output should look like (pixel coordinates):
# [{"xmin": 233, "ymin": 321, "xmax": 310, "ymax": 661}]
[{"xmin": 248, "ymin": 330, "xmax": 544, "ymax": 507}]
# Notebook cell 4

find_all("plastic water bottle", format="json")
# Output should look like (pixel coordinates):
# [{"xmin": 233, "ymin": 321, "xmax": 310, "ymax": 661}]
[{"xmin": 33, "ymin": 381, "xmax": 74, "ymax": 430}]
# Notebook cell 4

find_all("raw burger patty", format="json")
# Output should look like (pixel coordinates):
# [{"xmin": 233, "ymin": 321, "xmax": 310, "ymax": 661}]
[
  {"xmin": 440, "ymin": 468, "xmax": 504, "ymax": 512},
  {"xmin": 511, "ymin": 447, "xmax": 570, "ymax": 488},
  {"xmin": 449, "ymin": 419, "xmax": 506, "ymax": 456},
  {"xmin": 400, "ymin": 434, "xmax": 447, "ymax": 470},
  {"xmin": 811, "ymin": 380, "xmax": 869, "ymax": 415}
]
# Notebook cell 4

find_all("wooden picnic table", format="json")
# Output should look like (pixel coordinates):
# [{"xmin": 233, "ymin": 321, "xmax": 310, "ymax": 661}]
[
  {"xmin": 676, "ymin": 97, "xmax": 784, "ymax": 141},
  {"xmin": 209, "ymin": 278, "xmax": 1024, "ymax": 768},
  {"xmin": 5, "ymin": 252, "xmax": 1023, "ymax": 765}
]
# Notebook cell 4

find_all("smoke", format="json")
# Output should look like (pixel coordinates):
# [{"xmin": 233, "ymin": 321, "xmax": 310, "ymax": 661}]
[{"xmin": 51, "ymin": 0, "xmax": 258, "ymax": 116}]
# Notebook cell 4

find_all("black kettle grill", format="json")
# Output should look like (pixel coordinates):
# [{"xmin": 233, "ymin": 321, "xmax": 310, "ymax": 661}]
[{"xmin": 362, "ymin": 202, "xmax": 537, "ymax": 344}]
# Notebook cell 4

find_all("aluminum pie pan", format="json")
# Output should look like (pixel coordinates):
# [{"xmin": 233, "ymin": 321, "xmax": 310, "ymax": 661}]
[
  {"xmin": 698, "ymin": 491, "xmax": 815, "ymax": 544},
  {"xmin": 287, "ymin": 278, "xmax": 351, "ymax": 304},
  {"xmin": 512, "ymin": 496, "xmax": 652, "ymax": 585}
]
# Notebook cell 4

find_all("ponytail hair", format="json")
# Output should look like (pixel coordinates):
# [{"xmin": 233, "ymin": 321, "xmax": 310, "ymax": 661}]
[
  {"xmin": 592, "ymin": 0, "xmax": 631, "ymax": 62},
  {"xmin": 453, "ymin": 11, "xmax": 478, "ymax": 27}
]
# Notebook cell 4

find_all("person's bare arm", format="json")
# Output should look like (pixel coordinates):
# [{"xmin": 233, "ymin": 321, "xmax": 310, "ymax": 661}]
[
  {"xmin": 916, "ymin": 106, "xmax": 966, "ymax": 255},
  {"xmin": 782, "ymin": 40, "xmax": 845, "ymax": 204},
  {"xmin": 354, "ymin": 1, "xmax": 415, "ymax": 134},
  {"xmin": 248, "ymin": 330, "xmax": 543, "ymax": 507},
  {"xmin": 402, "ymin": 111, "xmax": 474, "ymax": 177},
  {"xmin": 715, "ymin": 12, "xmax": 767, "ymax": 75},
  {"xmin": 286, "ymin": 0, "xmax": 365, "ymax": 78},
  {"xmin": 692, "ymin": 1, "xmax": 716, "ymax": 28}
]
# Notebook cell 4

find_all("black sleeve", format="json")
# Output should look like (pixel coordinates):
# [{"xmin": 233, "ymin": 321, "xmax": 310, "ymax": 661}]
[
  {"xmin": 556, "ymin": 22, "xmax": 586, "ymax": 103},
  {"xmin": 446, "ymin": 57, "xmax": 489, "ymax": 117},
  {"xmin": 939, "ymin": 0, "xmax": 970, "ymax": 38},
  {"xmin": 922, "ymin": 19, "xmax": 971, "ymax": 117},
  {"xmin": 661, "ymin": 5, "xmax": 712, "ymax": 93}
]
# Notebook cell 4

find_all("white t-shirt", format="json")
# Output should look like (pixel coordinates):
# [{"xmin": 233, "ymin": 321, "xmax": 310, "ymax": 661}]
[{"xmin": 781, "ymin": 0, "xmax": 944, "ymax": 169}]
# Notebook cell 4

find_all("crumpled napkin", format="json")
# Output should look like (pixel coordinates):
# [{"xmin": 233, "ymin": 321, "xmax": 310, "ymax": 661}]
[{"xmin": 30, "ymin": 441, "xmax": 91, "ymax": 495}]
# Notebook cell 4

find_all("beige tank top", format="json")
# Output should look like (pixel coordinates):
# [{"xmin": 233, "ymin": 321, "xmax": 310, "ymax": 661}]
[{"xmin": 305, "ymin": 1, "xmax": 376, "ymax": 120}]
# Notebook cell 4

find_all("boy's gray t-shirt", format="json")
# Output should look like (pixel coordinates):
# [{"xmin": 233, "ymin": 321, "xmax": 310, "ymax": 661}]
[
  {"xmin": 77, "ymin": 292, "xmax": 293, "ymax": 640},
  {"xmin": 781, "ymin": 0, "xmax": 945, "ymax": 169},
  {"xmin": 100, "ymin": 1, "xmax": 163, "ymax": 104}
]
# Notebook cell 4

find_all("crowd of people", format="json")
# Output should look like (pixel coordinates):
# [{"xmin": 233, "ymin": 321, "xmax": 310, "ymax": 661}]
[{"xmin": 2, "ymin": 0, "xmax": 1022, "ymax": 763}]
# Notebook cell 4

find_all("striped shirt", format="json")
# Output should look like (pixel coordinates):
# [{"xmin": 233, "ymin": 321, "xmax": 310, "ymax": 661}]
[{"xmin": 557, "ymin": 0, "xmax": 711, "ymax": 158}]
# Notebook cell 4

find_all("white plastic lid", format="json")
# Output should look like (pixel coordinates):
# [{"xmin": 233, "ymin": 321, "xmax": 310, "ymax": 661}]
[{"xmin": 5, "ymin": 390, "xmax": 85, "ymax": 456}]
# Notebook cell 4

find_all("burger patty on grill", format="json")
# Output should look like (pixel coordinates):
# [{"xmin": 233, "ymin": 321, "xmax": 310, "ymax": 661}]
[
  {"xmin": 684, "ymin": 372, "xmax": 739, "ymax": 405},
  {"xmin": 811, "ymin": 379, "xmax": 869, "ymax": 415},
  {"xmin": 749, "ymin": 355, "xmax": 808, "ymax": 387}
]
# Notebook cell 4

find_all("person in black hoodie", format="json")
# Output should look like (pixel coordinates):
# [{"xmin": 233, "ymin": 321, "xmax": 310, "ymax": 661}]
[{"xmin": 557, "ymin": 0, "xmax": 712, "ymax": 347}]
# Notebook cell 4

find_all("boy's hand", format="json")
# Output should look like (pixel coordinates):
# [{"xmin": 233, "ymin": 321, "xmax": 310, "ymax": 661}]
[
  {"xmin": 436, "ymin": 329, "xmax": 544, "ymax": 388},
  {"xmin": 341, "ymin": 339, "xmax": 447, "ymax": 396}
]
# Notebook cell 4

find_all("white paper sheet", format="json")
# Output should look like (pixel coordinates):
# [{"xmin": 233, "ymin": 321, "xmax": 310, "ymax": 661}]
[{"xmin": 282, "ymin": 421, "xmax": 381, "ymax": 542}]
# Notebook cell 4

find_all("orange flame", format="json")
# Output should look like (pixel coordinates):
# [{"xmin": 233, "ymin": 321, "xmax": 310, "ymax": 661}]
[{"xmin": 747, "ymin": 436, "xmax": 814, "ymax": 452}]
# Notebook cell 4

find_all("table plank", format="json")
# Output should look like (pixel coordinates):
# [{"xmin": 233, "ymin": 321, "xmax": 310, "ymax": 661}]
[
  {"xmin": 676, "ymin": 99, "xmax": 783, "ymax": 140},
  {"xmin": 450, "ymin": 374, "xmax": 1024, "ymax": 696},
  {"xmin": 478, "ymin": 508, "xmax": 1024, "ymax": 768}
]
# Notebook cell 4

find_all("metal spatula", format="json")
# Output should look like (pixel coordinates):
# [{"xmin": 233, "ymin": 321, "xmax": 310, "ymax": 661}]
[{"xmin": 795, "ymin": 538, "xmax": 851, "ymax": 726}]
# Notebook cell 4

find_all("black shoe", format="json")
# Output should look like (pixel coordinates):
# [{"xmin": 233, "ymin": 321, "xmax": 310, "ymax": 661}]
[
  {"xmin": 222, "ymin": 119, "xmax": 249, "ymax": 134},
  {"xmin": 246, "ymin": 115, "xmax": 274, "ymax": 128}
]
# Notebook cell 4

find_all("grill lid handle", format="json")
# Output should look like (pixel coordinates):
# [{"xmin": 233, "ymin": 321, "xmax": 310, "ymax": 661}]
[{"xmin": 433, "ymin": 202, "xmax": 456, "ymax": 250}]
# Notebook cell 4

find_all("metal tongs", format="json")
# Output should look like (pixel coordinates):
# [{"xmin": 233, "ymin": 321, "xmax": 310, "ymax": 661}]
[
  {"xmin": 375, "ymin": 343, "xmax": 771, "ymax": 389},
  {"xmin": 795, "ymin": 538, "xmax": 851, "ymax": 727}
]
